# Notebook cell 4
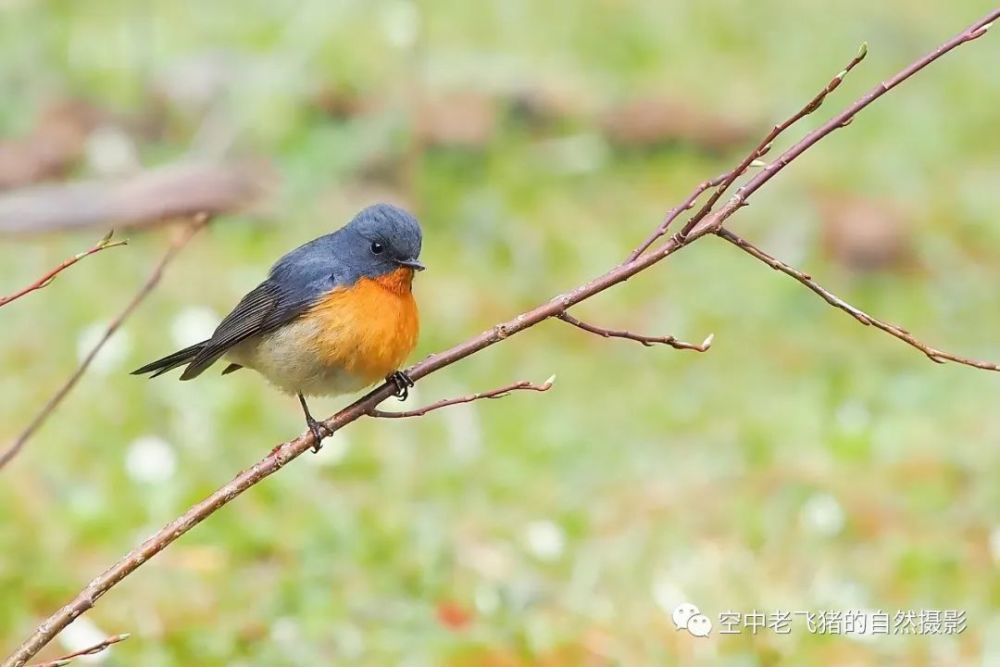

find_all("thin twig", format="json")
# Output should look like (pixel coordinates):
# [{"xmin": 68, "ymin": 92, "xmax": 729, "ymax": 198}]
[
  {"xmin": 629, "ymin": 39, "xmax": 869, "ymax": 262},
  {"xmin": 4, "ymin": 11, "xmax": 997, "ymax": 667},
  {"xmin": 678, "ymin": 43, "xmax": 870, "ymax": 239},
  {"xmin": 557, "ymin": 312, "xmax": 713, "ymax": 351},
  {"xmin": 369, "ymin": 378, "xmax": 555, "ymax": 418},
  {"xmin": 625, "ymin": 171, "xmax": 729, "ymax": 262},
  {"xmin": 683, "ymin": 12, "xmax": 997, "ymax": 242},
  {"xmin": 0, "ymin": 231, "xmax": 127, "ymax": 308},
  {"xmin": 0, "ymin": 215, "xmax": 209, "ymax": 470},
  {"xmin": 717, "ymin": 227, "xmax": 1000, "ymax": 370},
  {"xmin": 28, "ymin": 634, "xmax": 130, "ymax": 667}
]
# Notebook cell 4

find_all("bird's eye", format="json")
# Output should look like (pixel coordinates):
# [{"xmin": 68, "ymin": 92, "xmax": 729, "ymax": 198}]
[{"xmin": 370, "ymin": 241, "xmax": 385, "ymax": 255}]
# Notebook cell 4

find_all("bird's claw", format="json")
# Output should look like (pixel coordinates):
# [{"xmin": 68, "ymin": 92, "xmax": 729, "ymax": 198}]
[
  {"xmin": 388, "ymin": 370, "xmax": 414, "ymax": 401},
  {"xmin": 305, "ymin": 416, "xmax": 331, "ymax": 452}
]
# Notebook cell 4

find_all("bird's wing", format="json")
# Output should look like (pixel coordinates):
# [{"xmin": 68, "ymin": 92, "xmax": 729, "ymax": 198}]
[
  {"xmin": 212, "ymin": 281, "xmax": 300, "ymax": 346},
  {"xmin": 180, "ymin": 265, "xmax": 339, "ymax": 379}
]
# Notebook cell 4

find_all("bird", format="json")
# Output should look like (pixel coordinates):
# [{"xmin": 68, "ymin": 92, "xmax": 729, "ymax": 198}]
[{"xmin": 133, "ymin": 203, "xmax": 424, "ymax": 449}]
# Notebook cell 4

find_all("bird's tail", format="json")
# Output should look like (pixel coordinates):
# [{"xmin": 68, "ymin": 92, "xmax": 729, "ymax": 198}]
[{"xmin": 132, "ymin": 342, "xmax": 208, "ymax": 379}]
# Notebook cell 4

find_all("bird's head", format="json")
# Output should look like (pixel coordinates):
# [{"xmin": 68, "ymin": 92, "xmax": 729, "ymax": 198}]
[{"xmin": 343, "ymin": 203, "xmax": 425, "ymax": 279}]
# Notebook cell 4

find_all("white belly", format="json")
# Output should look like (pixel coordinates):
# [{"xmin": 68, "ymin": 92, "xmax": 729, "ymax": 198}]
[{"xmin": 226, "ymin": 318, "xmax": 371, "ymax": 397}]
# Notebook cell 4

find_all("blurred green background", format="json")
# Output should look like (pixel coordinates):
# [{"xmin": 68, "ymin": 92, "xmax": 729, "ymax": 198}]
[{"xmin": 1, "ymin": 1, "xmax": 998, "ymax": 665}]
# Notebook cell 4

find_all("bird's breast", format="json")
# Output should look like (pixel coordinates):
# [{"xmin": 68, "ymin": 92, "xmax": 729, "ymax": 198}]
[
  {"xmin": 302, "ymin": 268, "xmax": 420, "ymax": 387},
  {"xmin": 227, "ymin": 268, "xmax": 419, "ymax": 396}
]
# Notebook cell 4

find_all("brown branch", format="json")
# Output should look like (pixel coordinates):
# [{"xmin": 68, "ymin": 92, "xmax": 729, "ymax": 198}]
[
  {"xmin": 0, "ymin": 231, "xmax": 126, "ymax": 308},
  {"xmin": 682, "ymin": 12, "xmax": 997, "ymax": 242},
  {"xmin": 28, "ymin": 634, "xmax": 129, "ymax": 667},
  {"xmin": 0, "ymin": 215, "xmax": 209, "ymax": 470},
  {"xmin": 677, "ymin": 43, "xmax": 870, "ymax": 239},
  {"xmin": 717, "ymin": 227, "xmax": 1000, "ymax": 370},
  {"xmin": 557, "ymin": 312, "xmax": 713, "ymax": 351},
  {"xmin": 0, "ymin": 162, "xmax": 269, "ymax": 236},
  {"xmin": 5, "ymin": 11, "xmax": 998, "ymax": 667},
  {"xmin": 626, "ymin": 170, "xmax": 729, "ymax": 261},
  {"xmin": 630, "ymin": 37, "xmax": 870, "ymax": 261},
  {"xmin": 368, "ymin": 378, "xmax": 555, "ymax": 418}
]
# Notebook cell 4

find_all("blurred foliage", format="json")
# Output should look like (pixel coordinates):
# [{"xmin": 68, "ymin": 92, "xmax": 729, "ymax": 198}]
[{"xmin": 1, "ymin": 1, "xmax": 999, "ymax": 665}]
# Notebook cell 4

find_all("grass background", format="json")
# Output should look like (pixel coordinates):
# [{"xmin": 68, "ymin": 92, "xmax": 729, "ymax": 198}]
[{"xmin": 1, "ymin": 1, "xmax": 999, "ymax": 665}]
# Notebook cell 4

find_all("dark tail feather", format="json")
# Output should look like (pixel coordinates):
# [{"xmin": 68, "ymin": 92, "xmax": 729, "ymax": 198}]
[
  {"xmin": 221, "ymin": 363, "xmax": 243, "ymax": 375},
  {"xmin": 132, "ymin": 342, "xmax": 208, "ymax": 379},
  {"xmin": 178, "ymin": 345, "xmax": 230, "ymax": 380}
]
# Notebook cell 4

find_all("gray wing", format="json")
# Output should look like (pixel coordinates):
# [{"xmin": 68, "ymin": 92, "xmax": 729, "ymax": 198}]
[
  {"xmin": 134, "ymin": 233, "xmax": 349, "ymax": 381},
  {"xmin": 179, "ymin": 269, "xmax": 336, "ymax": 380},
  {"xmin": 181, "ymin": 233, "xmax": 353, "ymax": 380}
]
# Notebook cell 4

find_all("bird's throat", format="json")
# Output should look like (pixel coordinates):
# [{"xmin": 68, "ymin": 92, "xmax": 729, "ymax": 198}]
[{"xmin": 372, "ymin": 267, "xmax": 414, "ymax": 295}]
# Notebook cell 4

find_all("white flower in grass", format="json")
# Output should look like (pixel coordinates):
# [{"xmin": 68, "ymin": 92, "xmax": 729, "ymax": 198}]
[
  {"xmin": 269, "ymin": 617, "xmax": 299, "ymax": 644},
  {"xmin": 334, "ymin": 623, "xmax": 365, "ymax": 660},
  {"xmin": 800, "ymin": 492, "xmax": 845, "ymax": 537},
  {"xmin": 380, "ymin": 0, "xmax": 419, "ymax": 49},
  {"xmin": 475, "ymin": 584, "xmax": 501, "ymax": 615},
  {"xmin": 835, "ymin": 399, "xmax": 870, "ymax": 436},
  {"xmin": 125, "ymin": 435, "xmax": 177, "ymax": 484},
  {"xmin": 443, "ymin": 400, "xmax": 483, "ymax": 461},
  {"xmin": 523, "ymin": 520, "xmax": 565, "ymax": 561},
  {"xmin": 170, "ymin": 307, "xmax": 220, "ymax": 347},
  {"xmin": 77, "ymin": 323, "xmax": 131, "ymax": 375},
  {"xmin": 652, "ymin": 576, "xmax": 688, "ymax": 618},
  {"xmin": 59, "ymin": 616, "xmax": 110, "ymax": 664},
  {"xmin": 989, "ymin": 526, "xmax": 1000, "ymax": 564},
  {"xmin": 85, "ymin": 125, "xmax": 139, "ymax": 176},
  {"xmin": 305, "ymin": 430, "xmax": 351, "ymax": 467}
]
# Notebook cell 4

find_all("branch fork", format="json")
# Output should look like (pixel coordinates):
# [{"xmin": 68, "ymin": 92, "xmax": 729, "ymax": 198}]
[
  {"xmin": 368, "ymin": 378, "xmax": 556, "ymax": 419},
  {"xmin": 27, "ymin": 633, "xmax": 129, "ymax": 667},
  {"xmin": 716, "ymin": 227, "xmax": 1000, "ymax": 371}
]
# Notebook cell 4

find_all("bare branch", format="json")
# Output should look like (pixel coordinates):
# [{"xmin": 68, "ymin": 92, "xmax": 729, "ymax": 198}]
[
  {"xmin": 625, "ymin": 170, "xmax": 729, "ymax": 262},
  {"xmin": 0, "ymin": 215, "xmax": 209, "ymax": 470},
  {"xmin": 557, "ymin": 312, "xmax": 713, "ymax": 351},
  {"xmin": 717, "ymin": 227, "xmax": 1000, "ymax": 371},
  {"xmin": 0, "ymin": 231, "xmax": 126, "ymax": 308},
  {"xmin": 368, "ymin": 378, "xmax": 555, "ymax": 419},
  {"xmin": 4, "ymin": 11, "xmax": 997, "ymax": 666},
  {"xmin": 678, "ymin": 42, "xmax": 869, "ymax": 239},
  {"xmin": 28, "ymin": 634, "xmax": 129, "ymax": 667},
  {"xmin": 683, "ymin": 12, "xmax": 998, "ymax": 242},
  {"xmin": 630, "ymin": 38, "xmax": 870, "ymax": 262}
]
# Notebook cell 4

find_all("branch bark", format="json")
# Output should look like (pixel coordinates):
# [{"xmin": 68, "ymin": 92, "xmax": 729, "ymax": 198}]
[
  {"xmin": 717, "ymin": 227, "xmax": 1000, "ymax": 370},
  {"xmin": 677, "ymin": 43, "xmax": 870, "ymax": 239},
  {"xmin": 557, "ymin": 312, "xmax": 713, "ymax": 350},
  {"xmin": 626, "ymin": 170, "xmax": 729, "ymax": 261},
  {"xmin": 27, "ymin": 634, "xmax": 129, "ymax": 667},
  {"xmin": 368, "ymin": 378, "xmax": 555, "ymax": 418},
  {"xmin": 680, "ymin": 13, "xmax": 996, "ymax": 242},
  {"xmin": 4, "ymin": 9, "xmax": 997, "ymax": 666},
  {"xmin": 0, "ymin": 231, "xmax": 126, "ymax": 308}
]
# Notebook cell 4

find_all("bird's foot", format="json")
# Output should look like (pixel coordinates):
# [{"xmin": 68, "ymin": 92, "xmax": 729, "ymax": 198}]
[
  {"xmin": 305, "ymin": 415, "xmax": 331, "ymax": 452},
  {"xmin": 387, "ymin": 370, "xmax": 414, "ymax": 401},
  {"xmin": 297, "ymin": 392, "xmax": 331, "ymax": 452}
]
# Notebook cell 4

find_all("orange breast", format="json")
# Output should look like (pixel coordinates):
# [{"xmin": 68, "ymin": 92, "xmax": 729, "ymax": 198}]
[{"xmin": 304, "ymin": 267, "xmax": 419, "ymax": 385}]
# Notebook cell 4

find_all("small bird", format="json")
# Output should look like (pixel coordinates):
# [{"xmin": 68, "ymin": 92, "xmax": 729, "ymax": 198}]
[{"xmin": 133, "ymin": 203, "xmax": 424, "ymax": 447}]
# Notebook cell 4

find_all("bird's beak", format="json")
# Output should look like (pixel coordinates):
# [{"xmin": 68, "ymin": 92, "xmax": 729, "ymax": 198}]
[{"xmin": 396, "ymin": 257, "xmax": 426, "ymax": 271}]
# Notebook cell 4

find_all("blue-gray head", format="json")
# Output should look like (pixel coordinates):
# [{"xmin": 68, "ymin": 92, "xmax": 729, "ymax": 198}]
[
  {"xmin": 346, "ymin": 203, "xmax": 424, "ymax": 274},
  {"xmin": 269, "ymin": 203, "xmax": 424, "ymax": 288}
]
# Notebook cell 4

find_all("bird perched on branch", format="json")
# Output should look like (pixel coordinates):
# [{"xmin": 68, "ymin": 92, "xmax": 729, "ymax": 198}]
[{"xmin": 133, "ymin": 203, "xmax": 424, "ymax": 448}]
